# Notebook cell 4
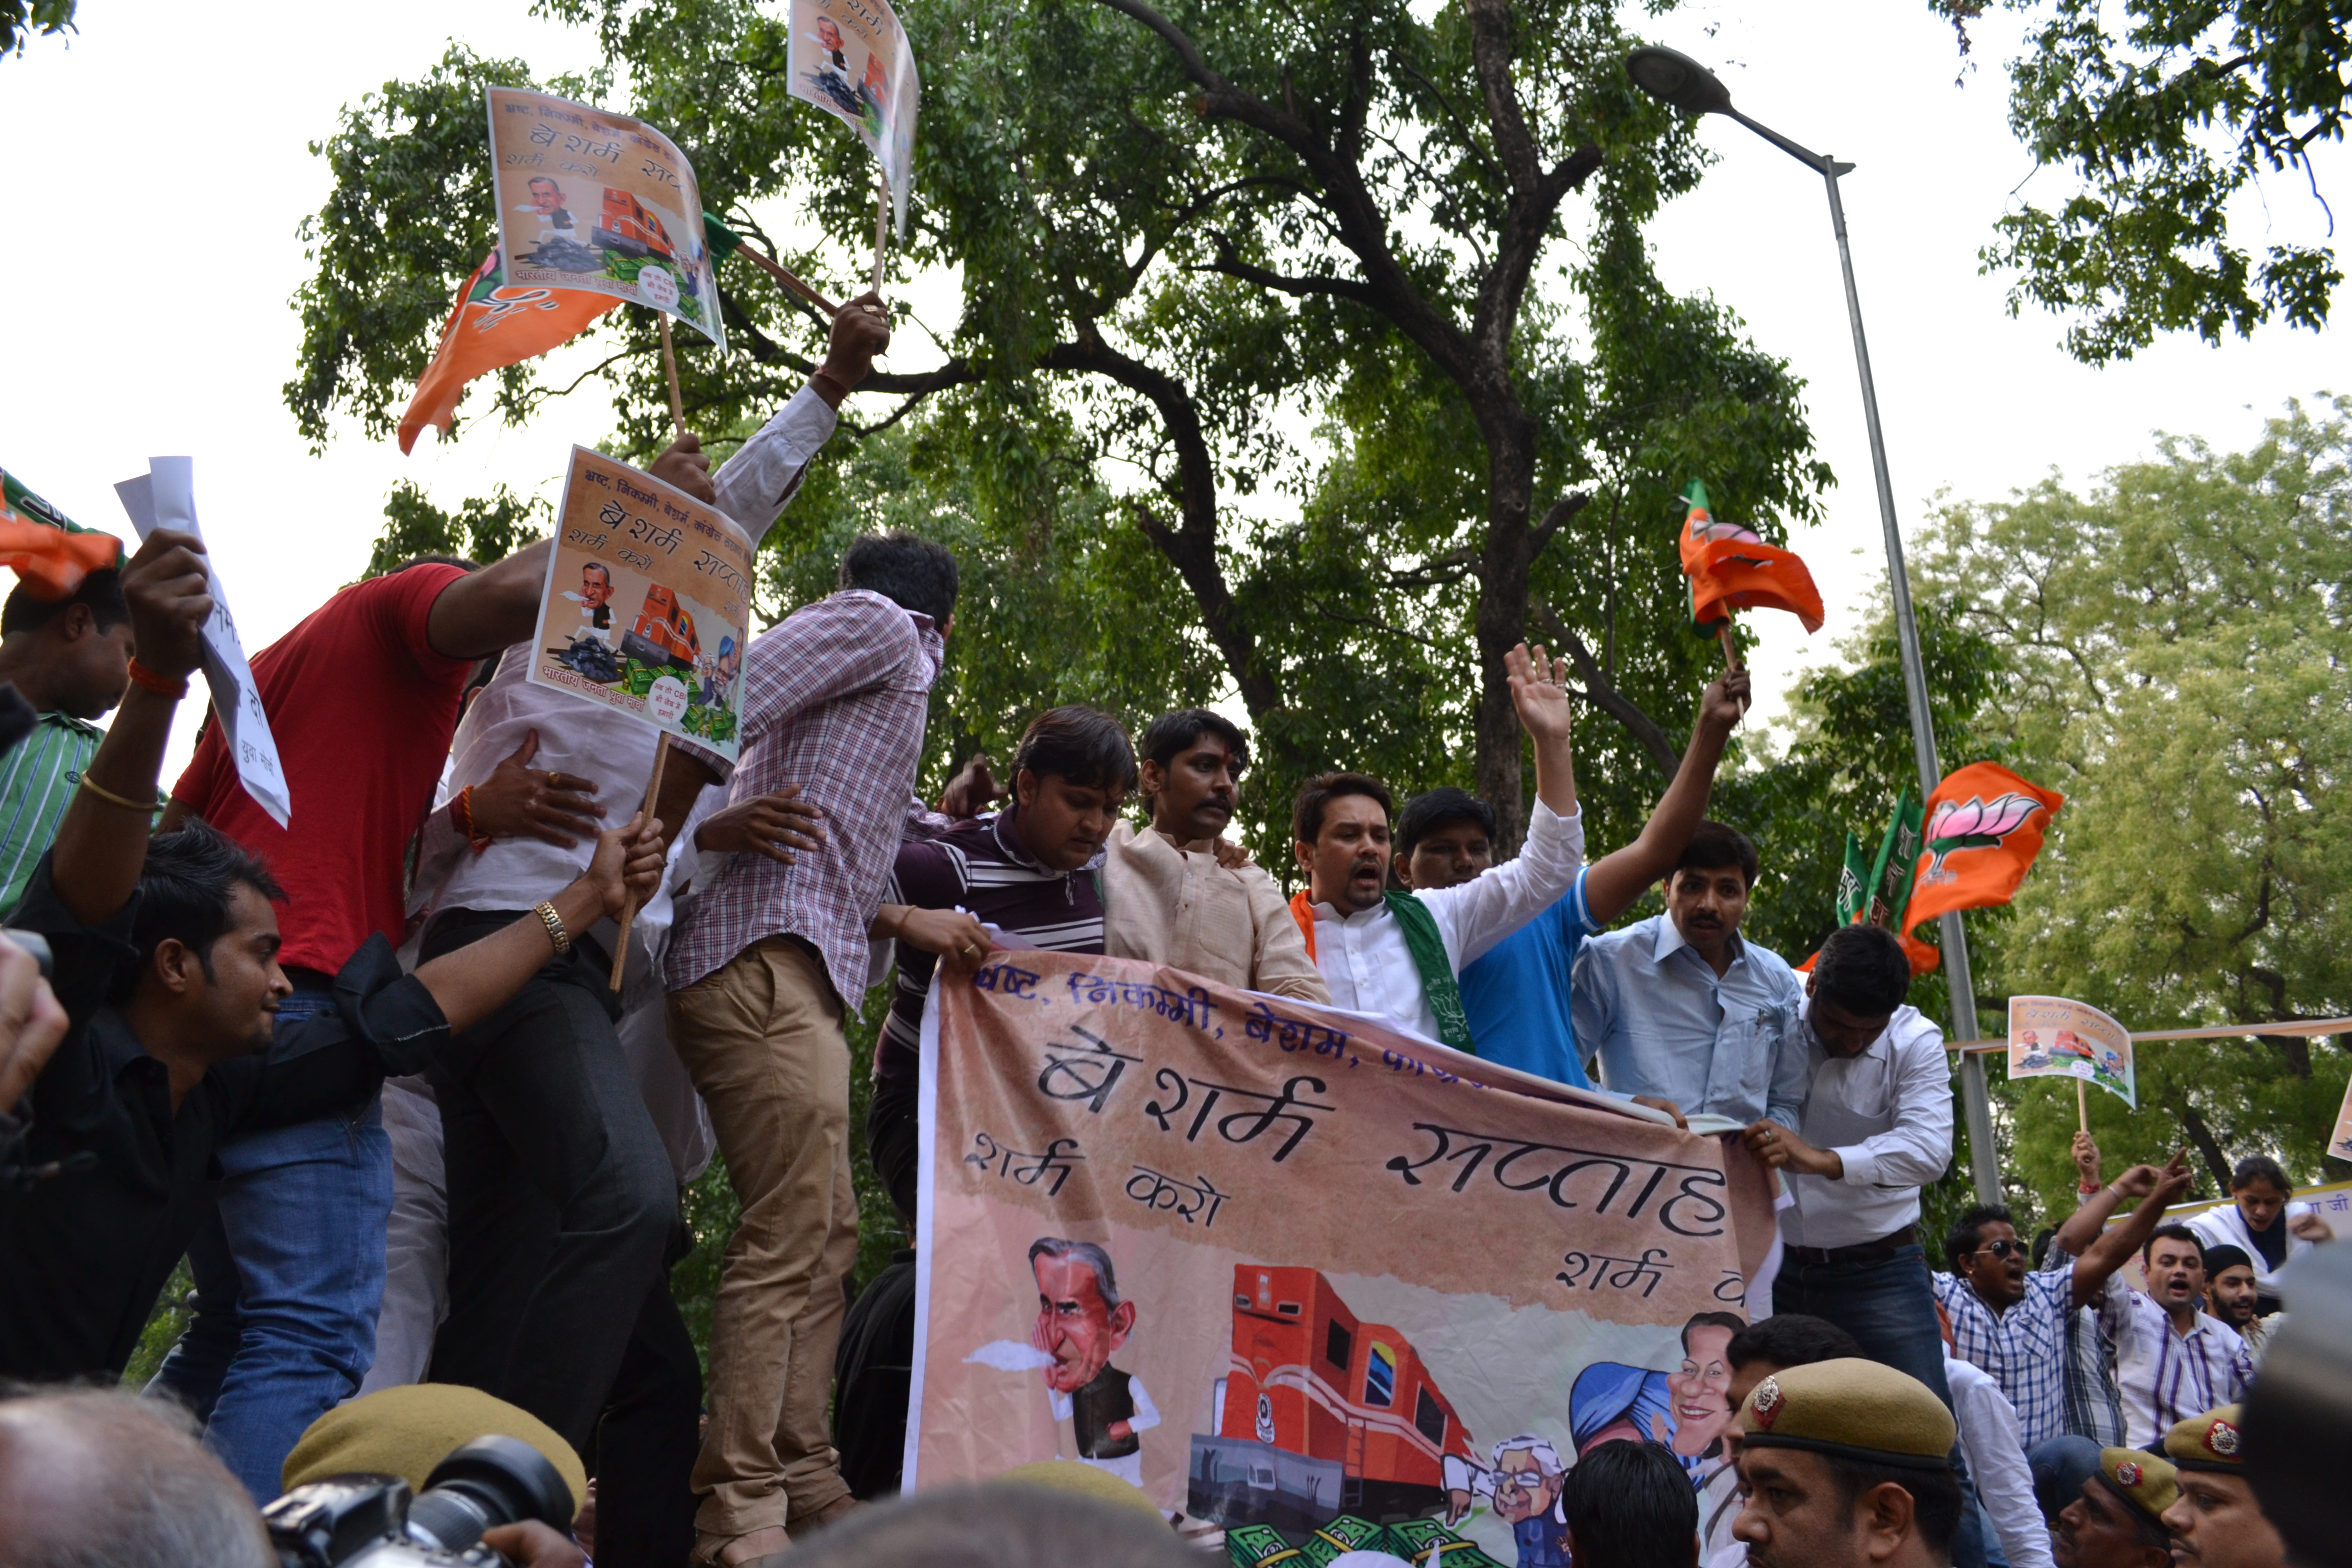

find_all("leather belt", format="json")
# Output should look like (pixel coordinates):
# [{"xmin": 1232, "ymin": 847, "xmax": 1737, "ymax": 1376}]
[{"xmin": 1784, "ymin": 1223, "xmax": 1918, "ymax": 1267}]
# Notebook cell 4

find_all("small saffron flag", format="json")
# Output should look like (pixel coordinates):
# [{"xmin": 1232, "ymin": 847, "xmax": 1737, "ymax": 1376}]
[
  {"xmin": 1904, "ymin": 762, "xmax": 2065, "ymax": 936},
  {"xmin": 397, "ymin": 250, "xmax": 623, "ymax": 455},
  {"xmin": 0, "ymin": 469, "xmax": 124, "ymax": 599},
  {"xmin": 1678, "ymin": 479, "xmax": 1825, "ymax": 634}
]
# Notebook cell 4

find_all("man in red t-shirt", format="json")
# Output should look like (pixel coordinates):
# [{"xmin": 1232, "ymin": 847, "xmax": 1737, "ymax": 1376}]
[{"xmin": 148, "ymin": 513, "xmax": 664, "ymax": 1500}]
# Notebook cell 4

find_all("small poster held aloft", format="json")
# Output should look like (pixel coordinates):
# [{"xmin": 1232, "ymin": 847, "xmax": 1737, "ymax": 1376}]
[
  {"xmin": 2008, "ymin": 994, "xmax": 2136, "ymax": 1110},
  {"xmin": 485, "ymin": 88, "xmax": 725, "ymax": 350},
  {"xmin": 2330, "ymin": 1071, "xmax": 2352, "ymax": 1163},
  {"xmin": 788, "ymin": 0, "xmax": 921, "ymax": 234},
  {"xmin": 527, "ymin": 447, "xmax": 753, "ymax": 760}
]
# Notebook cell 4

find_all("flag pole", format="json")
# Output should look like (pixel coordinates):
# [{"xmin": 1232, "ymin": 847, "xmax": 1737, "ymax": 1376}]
[
  {"xmin": 736, "ymin": 243, "xmax": 840, "ymax": 317},
  {"xmin": 609, "ymin": 731, "xmax": 673, "ymax": 990},
  {"xmin": 658, "ymin": 316, "xmax": 687, "ymax": 440}
]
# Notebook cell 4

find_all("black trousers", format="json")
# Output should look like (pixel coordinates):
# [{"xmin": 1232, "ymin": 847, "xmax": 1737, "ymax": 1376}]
[
  {"xmin": 866, "ymin": 1072, "xmax": 920, "ymax": 1226},
  {"xmin": 422, "ymin": 909, "xmax": 679, "ymax": 1455},
  {"xmin": 590, "ymin": 1231, "xmax": 703, "ymax": 1567}
]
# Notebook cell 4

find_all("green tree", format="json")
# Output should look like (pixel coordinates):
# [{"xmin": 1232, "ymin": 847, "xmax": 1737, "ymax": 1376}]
[
  {"xmin": 1931, "ymin": 0, "xmax": 2347, "ymax": 363},
  {"xmin": 0, "ymin": 0, "xmax": 74, "ymax": 57},
  {"xmin": 1914, "ymin": 396, "xmax": 2352, "ymax": 1206}
]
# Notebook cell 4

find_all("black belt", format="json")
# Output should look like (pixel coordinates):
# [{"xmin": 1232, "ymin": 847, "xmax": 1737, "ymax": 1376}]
[{"xmin": 1785, "ymin": 1224, "xmax": 1917, "ymax": 1267}]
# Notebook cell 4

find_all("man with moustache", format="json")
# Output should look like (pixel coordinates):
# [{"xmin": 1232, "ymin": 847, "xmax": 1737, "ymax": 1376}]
[
  {"xmin": 2196, "ymin": 1246, "xmax": 2279, "ymax": 1361},
  {"xmin": 2051, "ymin": 1450, "xmax": 2177, "ymax": 1568},
  {"xmin": 1101, "ymin": 708, "xmax": 1325, "ymax": 1001},
  {"xmin": 1729, "ymin": 1358, "xmax": 1964, "ymax": 1568},
  {"xmin": 2160, "ymin": 1407, "xmax": 2288, "ymax": 1568}
]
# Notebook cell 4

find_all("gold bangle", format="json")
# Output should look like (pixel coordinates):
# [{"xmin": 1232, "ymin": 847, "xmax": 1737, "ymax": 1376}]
[
  {"xmin": 78, "ymin": 775, "xmax": 161, "ymax": 813},
  {"xmin": 533, "ymin": 900, "xmax": 571, "ymax": 956}
]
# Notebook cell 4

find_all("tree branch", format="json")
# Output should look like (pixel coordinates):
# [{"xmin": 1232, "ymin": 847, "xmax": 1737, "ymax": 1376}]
[
  {"xmin": 1531, "ymin": 600, "xmax": 1681, "ymax": 776},
  {"xmin": 1203, "ymin": 231, "xmax": 1381, "ymax": 306}
]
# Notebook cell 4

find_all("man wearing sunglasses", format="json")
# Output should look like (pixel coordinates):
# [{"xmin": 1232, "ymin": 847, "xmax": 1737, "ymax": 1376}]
[{"xmin": 1931, "ymin": 1148, "xmax": 2194, "ymax": 1455}]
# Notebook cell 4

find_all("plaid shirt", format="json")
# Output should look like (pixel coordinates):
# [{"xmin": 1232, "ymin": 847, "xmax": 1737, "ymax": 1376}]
[
  {"xmin": 1934, "ymin": 1263, "xmax": 2075, "ymax": 1450},
  {"xmin": 665, "ymin": 589, "xmax": 943, "ymax": 1002},
  {"xmin": 2042, "ymin": 1240, "xmax": 2127, "ymax": 1445}
]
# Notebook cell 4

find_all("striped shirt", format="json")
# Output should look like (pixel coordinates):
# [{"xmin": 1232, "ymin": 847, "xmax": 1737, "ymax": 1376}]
[
  {"xmin": 0, "ymin": 712, "xmax": 102, "ymax": 917},
  {"xmin": 2098, "ymin": 1277, "xmax": 2254, "ymax": 1448},
  {"xmin": 875, "ymin": 808, "xmax": 1104, "ymax": 1086},
  {"xmin": 1934, "ymin": 1262, "xmax": 2075, "ymax": 1450}
]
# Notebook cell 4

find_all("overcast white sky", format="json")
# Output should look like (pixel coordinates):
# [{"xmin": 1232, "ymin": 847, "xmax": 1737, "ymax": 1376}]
[{"xmin": 1, "ymin": 0, "xmax": 2339, "ymax": 781}]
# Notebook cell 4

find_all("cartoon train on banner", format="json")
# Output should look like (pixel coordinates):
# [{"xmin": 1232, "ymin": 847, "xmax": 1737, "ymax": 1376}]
[{"xmin": 1191, "ymin": 1265, "xmax": 1475, "ymax": 1533}]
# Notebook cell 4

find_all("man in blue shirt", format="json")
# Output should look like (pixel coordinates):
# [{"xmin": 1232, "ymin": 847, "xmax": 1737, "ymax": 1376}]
[
  {"xmin": 1391, "ymin": 669, "xmax": 1748, "ymax": 1090},
  {"xmin": 1570, "ymin": 813, "xmax": 1807, "ymax": 1128}
]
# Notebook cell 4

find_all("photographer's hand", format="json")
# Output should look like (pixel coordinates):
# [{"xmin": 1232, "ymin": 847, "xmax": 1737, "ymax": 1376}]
[
  {"xmin": 481, "ymin": 1522, "xmax": 586, "ymax": 1568},
  {"xmin": 0, "ymin": 936, "xmax": 68, "ymax": 1109}
]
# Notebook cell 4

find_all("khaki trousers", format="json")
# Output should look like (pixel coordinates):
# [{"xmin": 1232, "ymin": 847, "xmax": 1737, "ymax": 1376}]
[{"xmin": 667, "ymin": 937, "xmax": 860, "ymax": 1538}]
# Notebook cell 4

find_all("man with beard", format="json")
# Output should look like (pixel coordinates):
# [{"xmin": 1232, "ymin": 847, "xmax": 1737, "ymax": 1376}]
[
  {"xmin": 2160, "ymin": 1407, "xmax": 2287, "ymax": 1568},
  {"xmin": 1026, "ymin": 1237, "xmax": 1157, "ymax": 1487},
  {"xmin": 2197, "ymin": 1246, "xmax": 2278, "ymax": 1361},
  {"xmin": 1730, "ymin": 1358, "xmax": 1963, "ymax": 1568},
  {"xmin": 1101, "ymin": 707, "xmax": 1325, "ymax": 1001},
  {"xmin": 2051, "ymin": 1450, "xmax": 2176, "ymax": 1568}
]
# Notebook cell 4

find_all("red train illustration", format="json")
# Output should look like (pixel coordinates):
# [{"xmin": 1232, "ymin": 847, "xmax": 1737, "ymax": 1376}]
[
  {"xmin": 593, "ymin": 188, "xmax": 677, "ymax": 263},
  {"xmin": 619, "ymin": 584, "xmax": 700, "ymax": 672},
  {"xmin": 1189, "ymin": 1265, "xmax": 1475, "ymax": 1533}
]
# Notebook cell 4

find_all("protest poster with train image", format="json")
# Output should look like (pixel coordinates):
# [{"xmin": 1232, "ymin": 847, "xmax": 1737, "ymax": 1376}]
[
  {"xmin": 527, "ymin": 447, "xmax": 752, "ymax": 758},
  {"xmin": 904, "ymin": 951, "xmax": 1777, "ymax": 1565},
  {"xmin": 486, "ymin": 87, "xmax": 725, "ymax": 349},
  {"xmin": 787, "ymin": 0, "xmax": 920, "ymax": 234}
]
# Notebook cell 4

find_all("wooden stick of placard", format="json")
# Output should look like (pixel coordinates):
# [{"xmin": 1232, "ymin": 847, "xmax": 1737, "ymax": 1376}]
[
  {"xmin": 658, "ymin": 316, "xmax": 687, "ymax": 439},
  {"xmin": 871, "ymin": 173, "xmax": 889, "ymax": 296},
  {"xmin": 608, "ymin": 732, "xmax": 673, "ymax": 990}
]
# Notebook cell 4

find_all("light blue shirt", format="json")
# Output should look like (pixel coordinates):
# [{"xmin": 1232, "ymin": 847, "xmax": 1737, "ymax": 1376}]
[
  {"xmin": 1569, "ymin": 913, "xmax": 1807, "ymax": 1127},
  {"xmin": 1457, "ymin": 866, "xmax": 1597, "ymax": 1088}
]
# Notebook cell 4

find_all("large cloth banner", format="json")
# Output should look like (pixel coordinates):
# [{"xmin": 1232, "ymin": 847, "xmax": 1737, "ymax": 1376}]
[
  {"xmin": 788, "ymin": 0, "xmax": 920, "ymax": 235},
  {"xmin": 526, "ymin": 447, "xmax": 753, "ymax": 758},
  {"xmin": 2007, "ymin": 994, "xmax": 2136, "ymax": 1109},
  {"xmin": 908, "ymin": 951, "xmax": 1778, "ymax": 1563},
  {"xmin": 486, "ymin": 88, "xmax": 725, "ymax": 349}
]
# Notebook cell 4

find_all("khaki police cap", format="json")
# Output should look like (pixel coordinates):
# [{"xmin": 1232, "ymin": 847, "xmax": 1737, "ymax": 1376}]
[
  {"xmin": 281, "ymin": 1383, "xmax": 586, "ymax": 1516},
  {"xmin": 2163, "ymin": 1405, "xmax": 2247, "ymax": 1473},
  {"xmin": 2096, "ymin": 1448, "xmax": 2180, "ymax": 1521},
  {"xmin": 1735, "ymin": 1357, "xmax": 1956, "ymax": 1471}
]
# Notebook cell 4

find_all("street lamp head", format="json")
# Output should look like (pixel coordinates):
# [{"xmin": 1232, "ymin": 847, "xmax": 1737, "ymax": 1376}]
[{"xmin": 1625, "ymin": 47, "xmax": 1733, "ymax": 116}]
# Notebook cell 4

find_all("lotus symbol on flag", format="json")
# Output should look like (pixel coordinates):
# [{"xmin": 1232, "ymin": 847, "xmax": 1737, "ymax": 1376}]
[{"xmin": 1920, "ymin": 793, "xmax": 2042, "ymax": 884}]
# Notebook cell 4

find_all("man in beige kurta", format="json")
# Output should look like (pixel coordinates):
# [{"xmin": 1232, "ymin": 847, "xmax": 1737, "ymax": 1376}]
[{"xmin": 1102, "ymin": 708, "xmax": 1327, "ymax": 1002}]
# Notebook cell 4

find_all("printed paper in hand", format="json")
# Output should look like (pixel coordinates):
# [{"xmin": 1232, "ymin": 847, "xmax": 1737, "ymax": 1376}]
[
  {"xmin": 787, "ymin": 0, "xmax": 921, "ymax": 234},
  {"xmin": 525, "ymin": 447, "xmax": 754, "ymax": 759},
  {"xmin": 485, "ymin": 88, "xmax": 726, "ymax": 349},
  {"xmin": 112, "ymin": 459, "xmax": 290, "ymax": 827},
  {"xmin": 2006, "ymin": 994, "xmax": 2136, "ymax": 1109}
]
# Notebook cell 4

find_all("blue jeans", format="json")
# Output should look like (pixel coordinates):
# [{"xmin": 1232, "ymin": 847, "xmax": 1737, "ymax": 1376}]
[
  {"xmin": 1775, "ymin": 1242, "xmax": 1988, "ymax": 1568},
  {"xmin": 151, "ymin": 988, "xmax": 393, "ymax": 1503},
  {"xmin": 2029, "ymin": 1435, "xmax": 2103, "ymax": 1521}
]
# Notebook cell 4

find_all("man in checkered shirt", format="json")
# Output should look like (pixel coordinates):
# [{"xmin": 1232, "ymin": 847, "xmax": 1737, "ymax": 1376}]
[{"xmin": 1933, "ymin": 1148, "xmax": 2195, "ymax": 1454}]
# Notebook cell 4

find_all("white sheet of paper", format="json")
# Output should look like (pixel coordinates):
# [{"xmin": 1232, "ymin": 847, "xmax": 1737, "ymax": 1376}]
[{"xmin": 113, "ymin": 459, "xmax": 290, "ymax": 827}]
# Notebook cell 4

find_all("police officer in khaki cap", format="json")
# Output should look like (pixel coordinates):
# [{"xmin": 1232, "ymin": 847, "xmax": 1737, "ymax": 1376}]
[
  {"xmin": 1731, "ymin": 1357, "xmax": 1963, "ymax": 1568},
  {"xmin": 2161, "ymin": 1406, "xmax": 2288, "ymax": 1568},
  {"xmin": 2052, "ymin": 1449, "xmax": 2176, "ymax": 1568}
]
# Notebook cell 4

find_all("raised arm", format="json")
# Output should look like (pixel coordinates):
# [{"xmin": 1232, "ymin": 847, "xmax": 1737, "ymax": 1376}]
[
  {"xmin": 52, "ymin": 529, "xmax": 211, "ymax": 925},
  {"xmin": 1584, "ymin": 670, "xmax": 1749, "ymax": 923},
  {"xmin": 1513, "ymin": 642, "xmax": 1578, "ymax": 819},
  {"xmin": 423, "ymin": 538, "xmax": 551, "ymax": 661},
  {"xmin": 2070, "ymin": 1148, "xmax": 2195, "ymax": 1309}
]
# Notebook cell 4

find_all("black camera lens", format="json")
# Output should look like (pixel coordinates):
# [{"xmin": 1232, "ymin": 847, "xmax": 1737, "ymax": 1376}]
[{"xmin": 403, "ymin": 1435, "xmax": 575, "ymax": 1553}]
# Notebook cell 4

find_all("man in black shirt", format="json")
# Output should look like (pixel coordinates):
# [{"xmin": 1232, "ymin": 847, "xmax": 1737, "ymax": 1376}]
[{"xmin": 0, "ymin": 524, "xmax": 666, "ymax": 1382}]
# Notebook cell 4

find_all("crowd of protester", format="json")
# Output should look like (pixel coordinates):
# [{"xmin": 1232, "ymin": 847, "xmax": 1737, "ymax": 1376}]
[{"xmin": 0, "ymin": 293, "xmax": 2339, "ymax": 1568}]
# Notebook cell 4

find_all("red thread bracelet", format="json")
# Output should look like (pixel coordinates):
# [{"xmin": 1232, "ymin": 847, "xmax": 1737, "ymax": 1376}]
[
  {"xmin": 453, "ymin": 785, "xmax": 493, "ymax": 854},
  {"xmin": 126, "ymin": 658, "xmax": 188, "ymax": 699}
]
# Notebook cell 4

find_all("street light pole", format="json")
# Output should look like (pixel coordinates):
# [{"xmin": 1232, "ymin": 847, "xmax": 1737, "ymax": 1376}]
[{"xmin": 1628, "ymin": 48, "xmax": 2000, "ymax": 1204}]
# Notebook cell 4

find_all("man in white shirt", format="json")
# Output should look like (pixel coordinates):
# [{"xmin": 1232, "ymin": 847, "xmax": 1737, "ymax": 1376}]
[
  {"xmin": 2091, "ymin": 1224, "xmax": 2253, "ymax": 1449},
  {"xmin": 1286, "ymin": 642, "xmax": 1582, "ymax": 1050},
  {"xmin": 1741, "ymin": 925, "xmax": 1983, "ymax": 1568}
]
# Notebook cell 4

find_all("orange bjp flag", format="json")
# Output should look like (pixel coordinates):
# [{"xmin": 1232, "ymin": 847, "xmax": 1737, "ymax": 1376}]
[
  {"xmin": 398, "ymin": 250, "xmax": 622, "ymax": 455},
  {"xmin": 0, "ymin": 468, "xmax": 123, "ymax": 599},
  {"xmin": 1678, "ymin": 480, "xmax": 1825, "ymax": 634},
  {"xmin": 1904, "ymin": 762, "xmax": 2066, "ymax": 935}
]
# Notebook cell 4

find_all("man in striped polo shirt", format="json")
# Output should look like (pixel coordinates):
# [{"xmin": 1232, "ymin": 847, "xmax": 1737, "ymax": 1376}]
[
  {"xmin": 0, "ymin": 568, "xmax": 136, "ymax": 916},
  {"xmin": 865, "ymin": 704, "xmax": 1138, "ymax": 1224}
]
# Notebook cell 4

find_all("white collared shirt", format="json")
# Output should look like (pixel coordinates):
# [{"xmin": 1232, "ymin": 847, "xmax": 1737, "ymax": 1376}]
[
  {"xmin": 1309, "ymin": 801, "xmax": 1583, "ymax": 1044},
  {"xmin": 1779, "ymin": 1004, "xmax": 1953, "ymax": 1250},
  {"xmin": 1946, "ymin": 1354, "xmax": 2057, "ymax": 1568},
  {"xmin": 2097, "ymin": 1279, "xmax": 2255, "ymax": 1448}
]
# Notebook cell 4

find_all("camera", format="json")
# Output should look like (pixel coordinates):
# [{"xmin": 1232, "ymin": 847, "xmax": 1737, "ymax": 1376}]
[{"xmin": 263, "ymin": 1434, "xmax": 575, "ymax": 1568}]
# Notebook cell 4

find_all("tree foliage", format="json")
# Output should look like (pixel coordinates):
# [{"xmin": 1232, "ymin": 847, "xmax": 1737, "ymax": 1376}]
[
  {"xmin": 1914, "ymin": 397, "xmax": 2352, "ymax": 1206},
  {"xmin": 0, "ymin": 0, "xmax": 72, "ymax": 57},
  {"xmin": 1933, "ymin": 0, "xmax": 2347, "ymax": 363}
]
